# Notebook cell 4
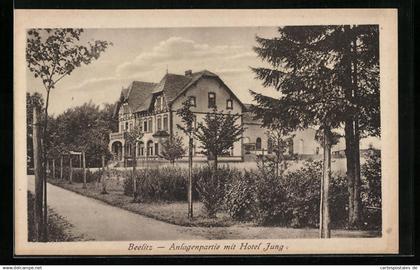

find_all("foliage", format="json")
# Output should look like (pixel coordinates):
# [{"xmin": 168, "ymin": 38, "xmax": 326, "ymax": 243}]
[
  {"xmin": 26, "ymin": 28, "xmax": 112, "ymax": 199},
  {"xmin": 121, "ymin": 161, "xmax": 378, "ymax": 229},
  {"xmin": 194, "ymin": 108, "xmax": 244, "ymax": 166},
  {"xmin": 223, "ymin": 161, "xmax": 350, "ymax": 228},
  {"xmin": 194, "ymin": 166, "xmax": 233, "ymax": 217},
  {"xmin": 125, "ymin": 125, "xmax": 144, "ymax": 146},
  {"xmin": 26, "ymin": 29, "xmax": 112, "ymax": 91},
  {"xmin": 45, "ymin": 101, "xmax": 117, "ymax": 167},
  {"xmin": 59, "ymin": 167, "xmax": 102, "ymax": 183},
  {"xmin": 124, "ymin": 167, "xmax": 189, "ymax": 202},
  {"xmin": 176, "ymin": 99, "xmax": 195, "ymax": 136},
  {"xmin": 250, "ymin": 25, "xmax": 380, "ymax": 137},
  {"xmin": 361, "ymin": 150, "xmax": 382, "ymax": 229},
  {"xmin": 160, "ymin": 133, "xmax": 186, "ymax": 164},
  {"xmin": 224, "ymin": 170, "xmax": 258, "ymax": 221}
]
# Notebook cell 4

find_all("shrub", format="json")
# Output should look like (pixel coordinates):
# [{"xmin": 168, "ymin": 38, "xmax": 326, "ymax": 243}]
[
  {"xmin": 124, "ymin": 167, "xmax": 189, "ymax": 202},
  {"xmin": 249, "ymin": 159, "xmax": 287, "ymax": 225},
  {"xmin": 224, "ymin": 170, "xmax": 258, "ymax": 221},
  {"xmin": 54, "ymin": 167, "xmax": 102, "ymax": 183},
  {"xmin": 69, "ymin": 168, "xmax": 102, "ymax": 183},
  {"xmin": 282, "ymin": 161, "xmax": 322, "ymax": 228},
  {"xmin": 123, "ymin": 173, "xmax": 134, "ymax": 196},
  {"xmin": 361, "ymin": 150, "xmax": 382, "ymax": 230},
  {"xmin": 329, "ymin": 173, "xmax": 349, "ymax": 229},
  {"xmin": 195, "ymin": 166, "xmax": 232, "ymax": 217}
]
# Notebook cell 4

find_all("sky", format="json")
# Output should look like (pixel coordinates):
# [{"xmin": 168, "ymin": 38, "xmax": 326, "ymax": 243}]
[{"xmin": 26, "ymin": 27, "xmax": 281, "ymax": 116}]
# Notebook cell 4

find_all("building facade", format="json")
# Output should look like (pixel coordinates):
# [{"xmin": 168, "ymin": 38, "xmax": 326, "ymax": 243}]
[{"xmin": 109, "ymin": 69, "xmax": 380, "ymax": 164}]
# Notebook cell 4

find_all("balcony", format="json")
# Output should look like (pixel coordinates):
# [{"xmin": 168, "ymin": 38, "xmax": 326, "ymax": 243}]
[{"xmin": 109, "ymin": 132, "xmax": 125, "ymax": 141}]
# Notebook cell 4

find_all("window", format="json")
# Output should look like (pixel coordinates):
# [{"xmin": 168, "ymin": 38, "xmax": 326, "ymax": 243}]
[
  {"xmin": 256, "ymin": 137, "xmax": 262, "ymax": 150},
  {"xmin": 129, "ymin": 122, "xmax": 133, "ymax": 131},
  {"xmin": 147, "ymin": 141, "xmax": 154, "ymax": 156},
  {"xmin": 143, "ymin": 120, "xmax": 148, "ymax": 132},
  {"xmin": 155, "ymin": 143, "xmax": 159, "ymax": 156},
  {"xmin": 125, "ymin": 122, "xmax": 129, "ymax": 131},
  {"xmin": 139, "ymin": 142, "xmax": 144, "ymax": 156},
  {"xmin": 226, "ymin": 99, "xmax": 233, "ymax": 109},
  {"xmin": 163, "ymin": 115, "xmax": 169, "ymax": 130},
  {"xmin": 155, "ymin": 96, "xmax": 162, "ymax": 111},
  {"xmin": 157, "ymin": 116, "xmax": 162, "ymax": 131},
  {"xmin": 148, "ymin": 118, "xmax": 153, "ymax": 133},
  {"xmin": 189, "ymin": 96, "xmax": 196, "ymax": 107},
  {"xmin": 208, "ymin": 92, "xmax": 216, "ymax": 108}
]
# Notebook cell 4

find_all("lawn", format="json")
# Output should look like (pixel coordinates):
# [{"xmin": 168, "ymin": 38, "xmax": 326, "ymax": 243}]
[{"xmin": 47, "ymin": 178, "xmax": 236, "ymax": 227}]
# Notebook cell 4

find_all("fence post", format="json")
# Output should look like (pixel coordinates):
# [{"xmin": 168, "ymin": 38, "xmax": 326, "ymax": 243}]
[
  {"xmin": 101, "ymin": 156, "xmax": 108, "ymax": 194},
  {"xmin": 52, "ymin": 159, "xmax": 55, "ymax": 179},
  {"xmin": 60, "ymin": 155, "xmax": 63, "ymax": 179},
  {"xmin": 82, "ymin": 151, "xmax": 87, "ymax": 189},
  {"xmin": 69, "ymin": 156, "xmax": 73, "ymax": 184}
]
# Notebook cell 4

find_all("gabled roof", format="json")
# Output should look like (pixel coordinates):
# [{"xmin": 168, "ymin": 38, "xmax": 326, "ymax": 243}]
[
  {"xmin": 152, "ymin": 73, "xmax": 192, "ymax": 104},
  {"xmin": 117, "ymin": 70, "xmax": 245, "ymax": 115}
]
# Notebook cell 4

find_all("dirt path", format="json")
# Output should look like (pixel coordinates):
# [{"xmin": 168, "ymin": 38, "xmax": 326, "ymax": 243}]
[{"xmin": 27, "ymin": 175, "xmax": 204, "ymax": 241}]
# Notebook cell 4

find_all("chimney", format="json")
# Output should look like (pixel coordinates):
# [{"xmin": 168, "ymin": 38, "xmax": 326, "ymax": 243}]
[{"xmin": 185, "ymin": 69, "xmax": 192, "ymax": 76}]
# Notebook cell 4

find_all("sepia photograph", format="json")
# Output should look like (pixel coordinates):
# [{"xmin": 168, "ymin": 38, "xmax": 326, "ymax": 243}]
[{"xmin": 14, "ymin": 9, "xmax": 398, "ymax": 255}]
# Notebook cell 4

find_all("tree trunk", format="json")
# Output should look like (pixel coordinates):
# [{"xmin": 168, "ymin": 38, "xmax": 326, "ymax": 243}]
[
  {"xmin": 101, "ymin": 155, "xmax": 108, "ymax": 194},
  {"xmin": 32, "ymin": 106, "xmax": 43, "ymax": 241},
  {"xmin": 82, "ymin": 151, "xmax": 87, "ymax": 189},
  {"xmin": 349, "ymin": 35, "xmax": 362, "ymax": 228},
  {"xmin": 52, "ymin": 159, "xmax": 55, "ymax": 179},
  {"xmin": 41, "ymin": 89, "xmax": 51, "ymax": 242},
  {"xmin": 345, "ymin": 119, "xmax": 356, "ymax": 225},
  {"xmin": 46, "ymin": 160, "xmax": 49, "ymax": 178},
  {"xmin": 188, "ymin": 136, "xmax": 193, "ymax": 219},
  {"xmin": 320, "ymin": 126, "xmax": 332, "ymax": 238},
  {"xmin": 351, "ymin": 118, "xmax": 362, "ymax": 227},
  {"xmin": 132, "ymin": 144, "xmax": 137, "ymax": 201},
  {"xmin": 69, "ymin": 156, "xmax": 73, "ymax": 184},
  {"xmin": 343, "ymin": 27, "xmax": 361, "ymax": 229},
  {"xmin": 60, "ymin": 155, "xmax": 63, "ymax": 180}
]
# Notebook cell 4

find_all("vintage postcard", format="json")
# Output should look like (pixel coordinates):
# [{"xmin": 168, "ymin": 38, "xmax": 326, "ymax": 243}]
[{"xmin": 14, "ymin": 9, "xmax": 398, "ymax": 255}]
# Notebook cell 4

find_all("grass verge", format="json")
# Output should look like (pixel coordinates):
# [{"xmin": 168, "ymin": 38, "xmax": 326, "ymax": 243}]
[{"xmin": 47, "ymin": 178, "xmax": 235, "ymax": 227}]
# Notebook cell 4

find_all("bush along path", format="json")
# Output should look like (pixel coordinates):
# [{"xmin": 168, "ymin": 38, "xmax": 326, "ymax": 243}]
[{"xmin": 43, "ymin": 154, "xmax": 382, "ymax": 237}]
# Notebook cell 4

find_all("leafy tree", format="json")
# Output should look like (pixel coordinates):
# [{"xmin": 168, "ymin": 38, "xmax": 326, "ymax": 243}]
[
  {"xmin": 251, "ymin": 25, "xmax": 380, "ymax": 233},
  {"xmin": 51, "ymin": 102, "xmax": 113, "ymax": 165},
  {"xmin": 26, "ymin": 28, "xmax": 111, "ymax": 240},
  {"xmin": 194, "ymin": 108, "xmax": 244, "ymax": 171},
  {"xmin": 160, "ymin": 133, "xmax": 186, "ymax": 165},
  {"xmin": 125, "ymin": 125, "xmax": 144, "ymax": 201},
  {"xmin": 266, "ymin": 127, "xmax": 296, "ymax": 177},
  {"xmin": 251, "ymin": 26, "xmax": 348, "ymax": 237}
]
